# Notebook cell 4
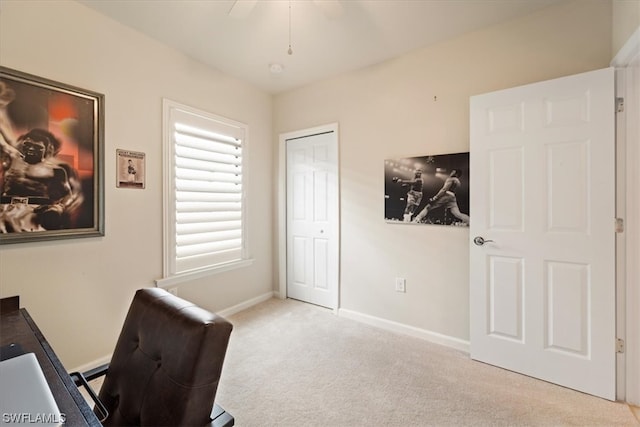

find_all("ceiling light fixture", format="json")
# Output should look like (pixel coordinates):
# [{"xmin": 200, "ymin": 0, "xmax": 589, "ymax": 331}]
[
  {"xmin": 287, "ymin": 0, "xmax": 293, "ymax": 55},
  {"xmin": 269, "ymin": 63, "xmax": 285, "ymax": 74}
]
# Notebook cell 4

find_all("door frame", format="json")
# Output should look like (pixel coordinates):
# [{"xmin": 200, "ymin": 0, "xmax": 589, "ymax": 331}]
[
  {"xmin": 611, "ymin": 26, "xmax": 640, "ymax": 405},
  {"xmin": 277, "ymin": 123, "xmax": 340, "ymax": 310}
]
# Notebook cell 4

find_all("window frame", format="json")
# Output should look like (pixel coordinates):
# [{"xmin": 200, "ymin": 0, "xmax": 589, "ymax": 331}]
[{"xmin": 157, "ymin": 99, "xmax": 252, "ymax": 287}]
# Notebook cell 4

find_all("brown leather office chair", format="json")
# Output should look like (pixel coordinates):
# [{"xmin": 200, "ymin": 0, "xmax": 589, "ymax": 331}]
[
  {"xmin": 0, "ymin": 295, "xmax": 19, "ymax": 314},
  {"xmin": 73, "ymin": 288, "xmax": 233, "ymax": 426}
]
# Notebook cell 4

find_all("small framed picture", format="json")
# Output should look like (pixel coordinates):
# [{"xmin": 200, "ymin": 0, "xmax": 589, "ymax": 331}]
[{"xmin": 116, "ymin": 149, "xmax": 145, "ymax": 189}]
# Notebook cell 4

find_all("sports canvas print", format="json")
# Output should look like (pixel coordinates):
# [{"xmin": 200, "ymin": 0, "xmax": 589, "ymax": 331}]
[{"xmin": 384, "ymin": 152, "xmax": 469, "ymax": 226}]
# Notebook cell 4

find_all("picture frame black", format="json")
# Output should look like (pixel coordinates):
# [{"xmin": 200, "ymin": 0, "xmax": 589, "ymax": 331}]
[{"xmin": 0, "ymin": 66, "xmax": 104, "ymax": 244}]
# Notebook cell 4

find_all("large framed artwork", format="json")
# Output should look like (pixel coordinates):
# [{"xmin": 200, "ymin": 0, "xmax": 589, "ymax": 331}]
[
  {"xmin": 384, "ymin": 152, "xmax": 470, "ymax": 226},
  {"xmin": 0, "ymin": 67, "xmax": 104, "ymax": 244}
]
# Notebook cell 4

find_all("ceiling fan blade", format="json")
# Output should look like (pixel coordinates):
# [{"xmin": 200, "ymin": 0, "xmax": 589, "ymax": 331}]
[
  {"xmin": 227, "ymin": 0, "xmax": 258, "ymax": 19},
  {"xmin": 312, "ymin": 0, "xmax": 343, "ymax": 20}
]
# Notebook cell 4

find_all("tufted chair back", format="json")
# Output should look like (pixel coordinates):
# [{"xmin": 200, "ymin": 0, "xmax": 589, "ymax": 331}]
[{"xmin": 97, "ymin": 288, "xmax": 233, "ymax": 426}]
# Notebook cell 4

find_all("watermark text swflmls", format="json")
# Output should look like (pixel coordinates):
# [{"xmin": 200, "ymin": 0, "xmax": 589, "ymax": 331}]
[{"xmin": 2, "ymin": 412, "xmax": 66, "ymax": 424}]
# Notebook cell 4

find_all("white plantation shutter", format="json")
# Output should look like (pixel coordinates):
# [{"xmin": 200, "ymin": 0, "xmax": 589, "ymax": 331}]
[{"xmin": 162, "ymin": 100, "xmax": 249, "ymax": 279}]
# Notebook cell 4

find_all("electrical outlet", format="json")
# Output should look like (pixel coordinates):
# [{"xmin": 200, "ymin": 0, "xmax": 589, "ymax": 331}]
[
  {"xmin": 168, "ymin": 287, "xmax": 178, "ymax": 296},
  {"xmin": 395, "ymin": 278, "xmax": 406, "ymax": 293}
]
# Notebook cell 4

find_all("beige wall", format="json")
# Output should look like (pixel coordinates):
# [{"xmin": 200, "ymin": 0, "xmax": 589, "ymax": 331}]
[
  {"xmin": 613, "ymin": 0, "xmax": 640, "ymax": 55},
  {"xmin": 0, "ymin": 1, "xmax": 274, "ymax": 368},
  {"xmin": 0, "ymin": 0, "xmax": 623, "ymax": 369},
  {"xmin": 274, "ymin": 0, "xmax": 612, "ymax": 342}
]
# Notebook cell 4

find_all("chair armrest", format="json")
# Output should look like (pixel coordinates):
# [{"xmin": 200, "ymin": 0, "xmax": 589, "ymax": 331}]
[
  {"xmin": 69, "ymin": 370, "xmax": 109, "ymax": 422},
  {"xmin": 210, "ymin": 403, "xmax": 234, "ymax": 427},
  {"xmin": 82, "ymin": 362, "xmax": 109, "ymax": 382}
]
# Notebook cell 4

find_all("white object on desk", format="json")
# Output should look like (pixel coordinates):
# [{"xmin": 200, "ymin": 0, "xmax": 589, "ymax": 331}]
[{"xmin": 0, "ymin": 353, "xmax": 63, "ymax": 426}]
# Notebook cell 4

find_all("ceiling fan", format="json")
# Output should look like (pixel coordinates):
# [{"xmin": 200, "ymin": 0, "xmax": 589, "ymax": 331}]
[{"xmin": 227, "ymin": 0, "xmax": 344, "ymax": 20}]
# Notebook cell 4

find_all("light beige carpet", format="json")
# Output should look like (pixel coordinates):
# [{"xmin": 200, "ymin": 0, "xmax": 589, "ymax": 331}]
[{"xmin": 216, "ymin": 298, "xmax": 638, "ymax": 427}]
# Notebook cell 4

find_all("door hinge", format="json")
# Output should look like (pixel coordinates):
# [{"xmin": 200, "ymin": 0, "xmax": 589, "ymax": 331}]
[
  {"xmin": 615, "ymin": 218, "xmax": 624, "ymax": 233},
  {"xmin": 616, "ymin": 97, "xmax": 624, "ymax": 113},
  {"xmin": 617, "ymin": 338, "xmax": 625, "ymax": 353}
]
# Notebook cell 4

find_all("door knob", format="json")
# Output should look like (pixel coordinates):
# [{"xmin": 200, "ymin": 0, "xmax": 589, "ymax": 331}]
[{"xmin": 473, "ymin": 236, "xmax": 494, "ymax": 246}]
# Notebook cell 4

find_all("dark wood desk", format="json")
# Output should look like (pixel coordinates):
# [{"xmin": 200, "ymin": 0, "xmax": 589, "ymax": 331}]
[{"xmin": 1, "ymin": 308, "xmax": 101, "ymax": 426}]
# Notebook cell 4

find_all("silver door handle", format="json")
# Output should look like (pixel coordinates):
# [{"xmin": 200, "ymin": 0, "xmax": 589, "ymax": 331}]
[{"xmin": 473, "ymin": 236, "xmax": 494, "ymax": 246}]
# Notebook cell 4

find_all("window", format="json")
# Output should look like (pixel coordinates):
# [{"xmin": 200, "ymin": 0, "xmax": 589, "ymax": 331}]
[{"xmin": 159, "ymin": 99, "xmax": 250, "ymax": 285}]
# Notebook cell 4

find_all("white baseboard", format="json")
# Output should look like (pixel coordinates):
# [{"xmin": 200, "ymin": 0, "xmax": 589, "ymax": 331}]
[
  {"xmin": 70, "ymin": 291, "xmax": 274, "ymax": 373},
  {"xmin": 217, "ymin": 291, "xmax": 275, "ymax": 318},
  {"xmin": 71, "ymin": 296, "xmax": 469, "ymax": 379},
  {"xmin": 69, "ymin": 354, "xmax": 112, "ymax": 374},
  {"xmin": 338, "ymin": 308, "xmax": 470, "ymax": 353}
]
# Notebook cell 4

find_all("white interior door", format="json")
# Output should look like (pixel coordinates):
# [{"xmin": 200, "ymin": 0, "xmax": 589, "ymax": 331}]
[
  {"xmin": 469, "ymin": 68, "xmax": 616, "ymax": 400},
  {"xmin": 286, "ymin": 129, "xmax": 339, "ymax": 309}
]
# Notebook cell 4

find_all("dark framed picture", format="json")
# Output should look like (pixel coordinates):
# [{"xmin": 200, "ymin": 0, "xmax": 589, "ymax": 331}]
[
  {"xmin": 0, "ymin": 67, "xmax": 104, "ymax": 244},
  {"xmin": 116, "ymin": 149, "xmax": 145, "ymax": 189},
  {"xmin": 384, "ymin": 152, "xmax": 470, "ymax": 226}
]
